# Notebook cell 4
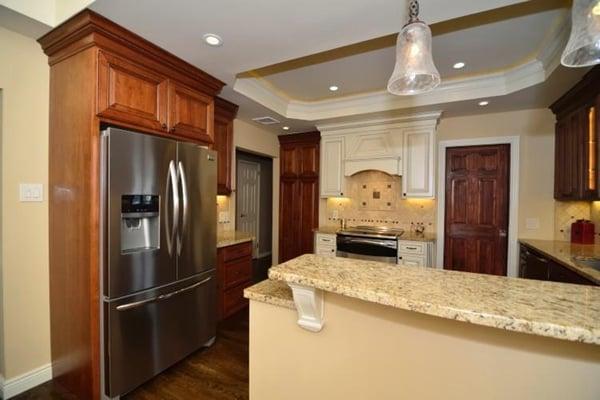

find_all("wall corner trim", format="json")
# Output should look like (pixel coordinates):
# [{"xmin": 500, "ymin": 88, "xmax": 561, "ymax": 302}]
[
  {"xmin": 1, "ymin": 363, "xmax": 53, "ymax": 399},
  {"xmin": 289, "ymin": 283, "xmax": 324, "ymax": 332}
]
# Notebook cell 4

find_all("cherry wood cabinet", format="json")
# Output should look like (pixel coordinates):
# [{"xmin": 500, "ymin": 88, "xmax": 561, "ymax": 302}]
[
  {"xmin": 38, "ymin": 10, "xmax": 224, "ymax": 400},
  {"xmin": 168, "ymin": 81, "xmax": 215, "ymax": 143},
  {"xmin": 551, "ymin": 66, "xmax": 600, "ymax": 200},
  {"xmin": 278, "ymin": 132, "xmax": 320, "ymax": 263},
  {"xmin": 217, "ymin": 241, "xmax": 252, "ymax": 320},
  {"xmin": 214, "ymin": 97, "xmax": 239, "ymax": 195}
]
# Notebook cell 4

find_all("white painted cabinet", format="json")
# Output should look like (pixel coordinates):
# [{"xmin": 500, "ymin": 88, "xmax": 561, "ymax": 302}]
[
  {"xmin": 320, "ymin": 136, "xmax": 345, "ymax": 197},
  {"xmin": 402, "ymin": 129, "xmax": 435, "ymax": 198},
  {"xmin": 397, "ymin": 240, "xmax": 434, "ymax": 267},
  {"xmin": 314, "ymin": 233, "xmax": 337, "ymax": 257}
]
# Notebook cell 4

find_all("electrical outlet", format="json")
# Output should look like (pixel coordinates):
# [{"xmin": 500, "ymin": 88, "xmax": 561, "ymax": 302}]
[
  {"xmin": 332, "ymin": 210, "xmax": 339, "ymax": 219},
  {"xmin": 218, "ymin": 211, "xmax": 229, "ymax": 223},
  {"xmin": 19, "ymin": 183, "xmax": 43, "ymax": 202}
]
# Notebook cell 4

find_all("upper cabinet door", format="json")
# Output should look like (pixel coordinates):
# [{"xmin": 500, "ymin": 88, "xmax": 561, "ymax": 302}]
[
  {"xmin": 97, "ymin": 51, "xmax": 168, "ymax": 131},
  {"xmin": 168, "ymin": 81, "xmax": 215, "ymax": 144},
  {"xmin": 402, "ymin": 129, "xmax": 435, "ymax": 198},
  {"xmin": 320, "ymin": 136, "xmax": 345, "ymax": 197},
  {"xmin": 214, "ymin": 118, "xmax": 233, "ymax": 195}
]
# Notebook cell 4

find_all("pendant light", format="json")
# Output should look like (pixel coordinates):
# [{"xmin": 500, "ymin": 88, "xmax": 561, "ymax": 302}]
[
  {"xmin": 561, "ymin": 0, "xmax": 600, "ymax": 67},
  {"xmin": 387, "ymin": 0, "xmax": 441, "ymax": 95}
]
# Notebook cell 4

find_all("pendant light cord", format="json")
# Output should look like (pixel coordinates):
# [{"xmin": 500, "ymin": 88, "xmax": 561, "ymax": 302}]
[{"xmin": 408, "ymin": 0, "xmax": 420, "ymax": 23}]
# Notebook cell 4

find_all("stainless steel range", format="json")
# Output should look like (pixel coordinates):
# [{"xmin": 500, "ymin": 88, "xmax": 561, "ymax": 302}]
[{"xmin": 337, "ymin": 226, "xmax": 405, "ymax": 264}]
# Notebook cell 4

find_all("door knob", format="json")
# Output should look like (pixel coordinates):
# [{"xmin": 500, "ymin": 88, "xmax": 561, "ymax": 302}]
[{"xmin": 499, "ymin": 229, "xmax": 507, "ymax": 237}]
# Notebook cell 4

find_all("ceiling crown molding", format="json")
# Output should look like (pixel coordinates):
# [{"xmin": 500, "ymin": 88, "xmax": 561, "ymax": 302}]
[{"xmin": 233, "ymin": 13, "xmax": 570, "ymax": 122}]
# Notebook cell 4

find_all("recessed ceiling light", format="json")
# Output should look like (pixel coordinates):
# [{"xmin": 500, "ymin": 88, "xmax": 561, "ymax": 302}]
[
  {"xmin": 203, "ymin": 33, "xmax": 223, "ymax": 47},
  {"xmin": 453, "ymin": 62, "xmax": 466, "ymax": 69},
  {"xmin": 282, "ymin": 126, "xmax": 290, "ymax": 131},
  {"xmin": 329, "ymin": 85, "xmax": 339, "ymax": 92},
  {"xmin": 478, "ymin": 100, "xmax": 490, "ymax": 106}
]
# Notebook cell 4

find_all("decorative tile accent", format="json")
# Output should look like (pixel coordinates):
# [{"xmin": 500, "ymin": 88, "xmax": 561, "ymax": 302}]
[{"xmin": 325, "ymin": 171, "xmax": 435, "ymax": 233}]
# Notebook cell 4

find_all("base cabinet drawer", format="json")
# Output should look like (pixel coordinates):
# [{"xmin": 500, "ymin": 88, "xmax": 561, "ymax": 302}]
[
  {"xmin": 217, "ymin": 240, "xmax": 254, "ymax": 320},
  {"xmin": 315, "ymin": 232, "xmax": 337, "ymax": 257},
  {"xmin": 398, "ymin": 241, "xmax": 426, "ymax": 255},
  {"xmin": 399, "ymin": 255, "xmax": 426, "ymax": 267},
  {"xmin": 221, "ymin": 282, "xmax": 250, "ymax": 319}
]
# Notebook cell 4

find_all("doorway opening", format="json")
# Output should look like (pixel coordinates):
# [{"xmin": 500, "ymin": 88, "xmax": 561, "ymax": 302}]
[{"xmin": 236, "ymin": 150, "xmax": 273, "ymax": 282}]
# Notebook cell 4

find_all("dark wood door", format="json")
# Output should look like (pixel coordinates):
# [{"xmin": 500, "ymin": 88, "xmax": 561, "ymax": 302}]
[{"xmin": 444, "ymin": 144, "xmax": 509, "ymax": 276}]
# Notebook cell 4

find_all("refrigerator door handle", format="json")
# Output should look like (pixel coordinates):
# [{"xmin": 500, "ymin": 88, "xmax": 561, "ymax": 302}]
[
  {"xmin": 165, "ymin": 160, "xmax": 179, "ymax": 256},
  {"xmin": 177, "ymin": 161, "xmax": 189, "ymax": 256},
  {"xmin": 158, "ymin": 276, "xmax": 211, "ymax": 301},
  {"xmin": 115, "ymin": 276, "xmax": 211, "ymax": 312}
]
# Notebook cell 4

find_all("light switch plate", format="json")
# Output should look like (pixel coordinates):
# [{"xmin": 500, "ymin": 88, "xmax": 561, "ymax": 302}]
[
  {"xmin": 19, "ymin": 183, "xmax": 43, "ymax": 202},
  {"xmin": 525, "ymin": 218, "xmax": 540, "ymax": 230}
]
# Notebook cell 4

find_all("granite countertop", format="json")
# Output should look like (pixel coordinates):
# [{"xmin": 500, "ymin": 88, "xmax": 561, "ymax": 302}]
[
  {"xmin": 244, "ymin": 279, "xmax": 295, "ymax": 310},
  {"xmin": 217, "ymin": 230, "xmax": 254, "ymax": 248},
  {"xmin": 399, "ymin": 232, "xmax": 436, "ymax": 242},
  {"xmin": 519, "ymin": 239, "xmax": 600, "ymax": 285},
  {"xmin": 266, "ymin": 254, "xmax": 600, "ymax": 345},
  {"xmin": 314, "ymin": 226, "xmax": 436, "ymax": 242},
  {"xmin": 313, "ymin": 226, "xmax": 339, "ymax": 235}
]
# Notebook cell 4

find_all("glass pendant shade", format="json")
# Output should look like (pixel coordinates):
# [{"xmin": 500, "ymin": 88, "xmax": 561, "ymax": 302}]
[
  {"xmin": 561, "ymin": 0, "xmax": 600, "ymax": 67},
  {"xmin": 387, "ymin": 21, "xmax": 441, "ymax": 95}
]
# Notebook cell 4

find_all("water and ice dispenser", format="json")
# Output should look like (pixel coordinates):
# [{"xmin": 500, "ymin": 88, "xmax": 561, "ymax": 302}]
[{"xmin": 120, "ymin": 194, "xmax": 159, "ymax": 253}]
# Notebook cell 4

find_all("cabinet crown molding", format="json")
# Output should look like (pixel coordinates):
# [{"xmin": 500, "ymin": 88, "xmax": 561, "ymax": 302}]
[
  {"xmin": 316, "ymin": 112, "xmax": 442, "ymax": 136},
  {"xmin": 38, "ymin": 9, "xmax": 225, "ymax": 96}
]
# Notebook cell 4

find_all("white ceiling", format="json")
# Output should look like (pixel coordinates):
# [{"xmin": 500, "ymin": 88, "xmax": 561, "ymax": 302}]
[{"xmin": 86, "ymin": 0, "xmax": 583, "ymax": 133}]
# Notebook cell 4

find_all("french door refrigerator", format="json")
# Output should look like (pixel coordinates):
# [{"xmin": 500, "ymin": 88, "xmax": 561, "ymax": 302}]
[{"xmin": 100, "ymin": 127, "xmax": 217, "ymax": 398}]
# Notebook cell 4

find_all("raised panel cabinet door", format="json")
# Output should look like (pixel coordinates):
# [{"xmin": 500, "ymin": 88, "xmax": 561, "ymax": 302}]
[
  {"xmin": 279, "ymin": 179, "xmax": 300, "ymax": 263},
  {"xmin": 299, "ymin": 144, "xmax": 319, "ymax": 176},
  {"xmin": 402, "ymin": 129, "xmax": 434, "ymax": 198},
  {"xmin": 168, "ymin": 81, "xmax": 215, "ymax": 144},
  {"xmin": 320, "ymin": 137, "xmax": 345, "ymax": 197},
  {"xmin": 97, "ymin": 51, "xmax": 168, "ymax": 131},
  {"xmin": 280, "ymin": 145, "xmax": 299, "ymax": 178},
  {"xmin": 214, "ymin": 118, "xmax": 233, "ymax": 195},
  {"xmin": 299, "ymin": 179, "xmax": 319, "ymax": 255}
]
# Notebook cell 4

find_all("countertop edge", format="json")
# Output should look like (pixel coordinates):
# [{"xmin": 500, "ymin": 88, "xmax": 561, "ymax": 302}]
[
  {"xmin": 268, "ymin": 267, "xmax": 600, "ymax": 346},
  {"xmin": 244, "ymin": 279, "xmax": 295, "ymax": 310}
]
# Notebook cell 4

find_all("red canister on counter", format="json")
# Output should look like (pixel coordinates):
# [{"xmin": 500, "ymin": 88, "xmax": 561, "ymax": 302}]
[{"xmin": 571, "ymin": 219, "xmax": 595, "ymax": 244}]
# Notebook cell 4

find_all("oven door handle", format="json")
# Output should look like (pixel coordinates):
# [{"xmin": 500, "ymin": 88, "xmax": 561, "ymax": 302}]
[{"xmin": 340, "ymin": 237, "xmax": 398, "ymax": 249}]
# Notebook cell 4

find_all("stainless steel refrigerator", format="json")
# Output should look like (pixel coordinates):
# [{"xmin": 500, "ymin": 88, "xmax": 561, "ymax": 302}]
[{"xmin": 100, "ymin": 127, "xmax": 217, "ymax": 398}]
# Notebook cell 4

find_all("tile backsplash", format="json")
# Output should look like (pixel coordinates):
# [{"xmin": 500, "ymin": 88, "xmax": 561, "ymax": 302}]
[
  {"xmin": 554, "ymin": 201, "xmax": 600, "ymax": 242},
  {"xmin": 321, "ymin": 170, "xmax": 436, "ymax": 233}
]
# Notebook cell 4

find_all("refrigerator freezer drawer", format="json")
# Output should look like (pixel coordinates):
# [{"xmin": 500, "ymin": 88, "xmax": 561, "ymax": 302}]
[{"xmin": 104, "ymin": 271, "xmax": 216, "ymax": 397}]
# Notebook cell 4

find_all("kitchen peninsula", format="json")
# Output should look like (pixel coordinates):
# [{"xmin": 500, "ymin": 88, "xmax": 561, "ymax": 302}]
[{"xmin": 245, "ymin": 255, "xmax": 600, "ymax": 400}]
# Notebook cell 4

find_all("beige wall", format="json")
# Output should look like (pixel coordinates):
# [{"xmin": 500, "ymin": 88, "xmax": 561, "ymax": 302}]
[
  {"xmin": 437, "ymin": 108, "xmax": 556, "ymax": 240},
  {"xmin": 0, "ymin": 27, "xmax": 50, "ymax": 379},
  {"xmin": 231, "ymin": 119, "xmax": 280, "ymax": 264},
  {"xmin": 250, "ymin": 295, "xmax": 600, "ymax": 400}
]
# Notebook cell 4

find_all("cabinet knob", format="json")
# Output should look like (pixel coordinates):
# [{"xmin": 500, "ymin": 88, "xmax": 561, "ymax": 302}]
[
  {"xmin": 331, "ymin": 249, "xmax": 335, "ymax": 252},
  {"xmin": 161, "ymin": 123, "xmax": 167, "ymax": 129}
]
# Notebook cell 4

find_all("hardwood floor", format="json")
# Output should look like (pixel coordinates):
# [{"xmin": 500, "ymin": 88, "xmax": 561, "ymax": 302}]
[{"xmin": 14, "ymin": 309, "xmax": 249, "ymax": 400}]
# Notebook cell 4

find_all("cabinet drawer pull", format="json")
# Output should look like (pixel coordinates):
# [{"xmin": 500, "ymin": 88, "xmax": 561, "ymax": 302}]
[{"xmin": 406, "ymin": 246, "xmax": 417, "ymax": 250}]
